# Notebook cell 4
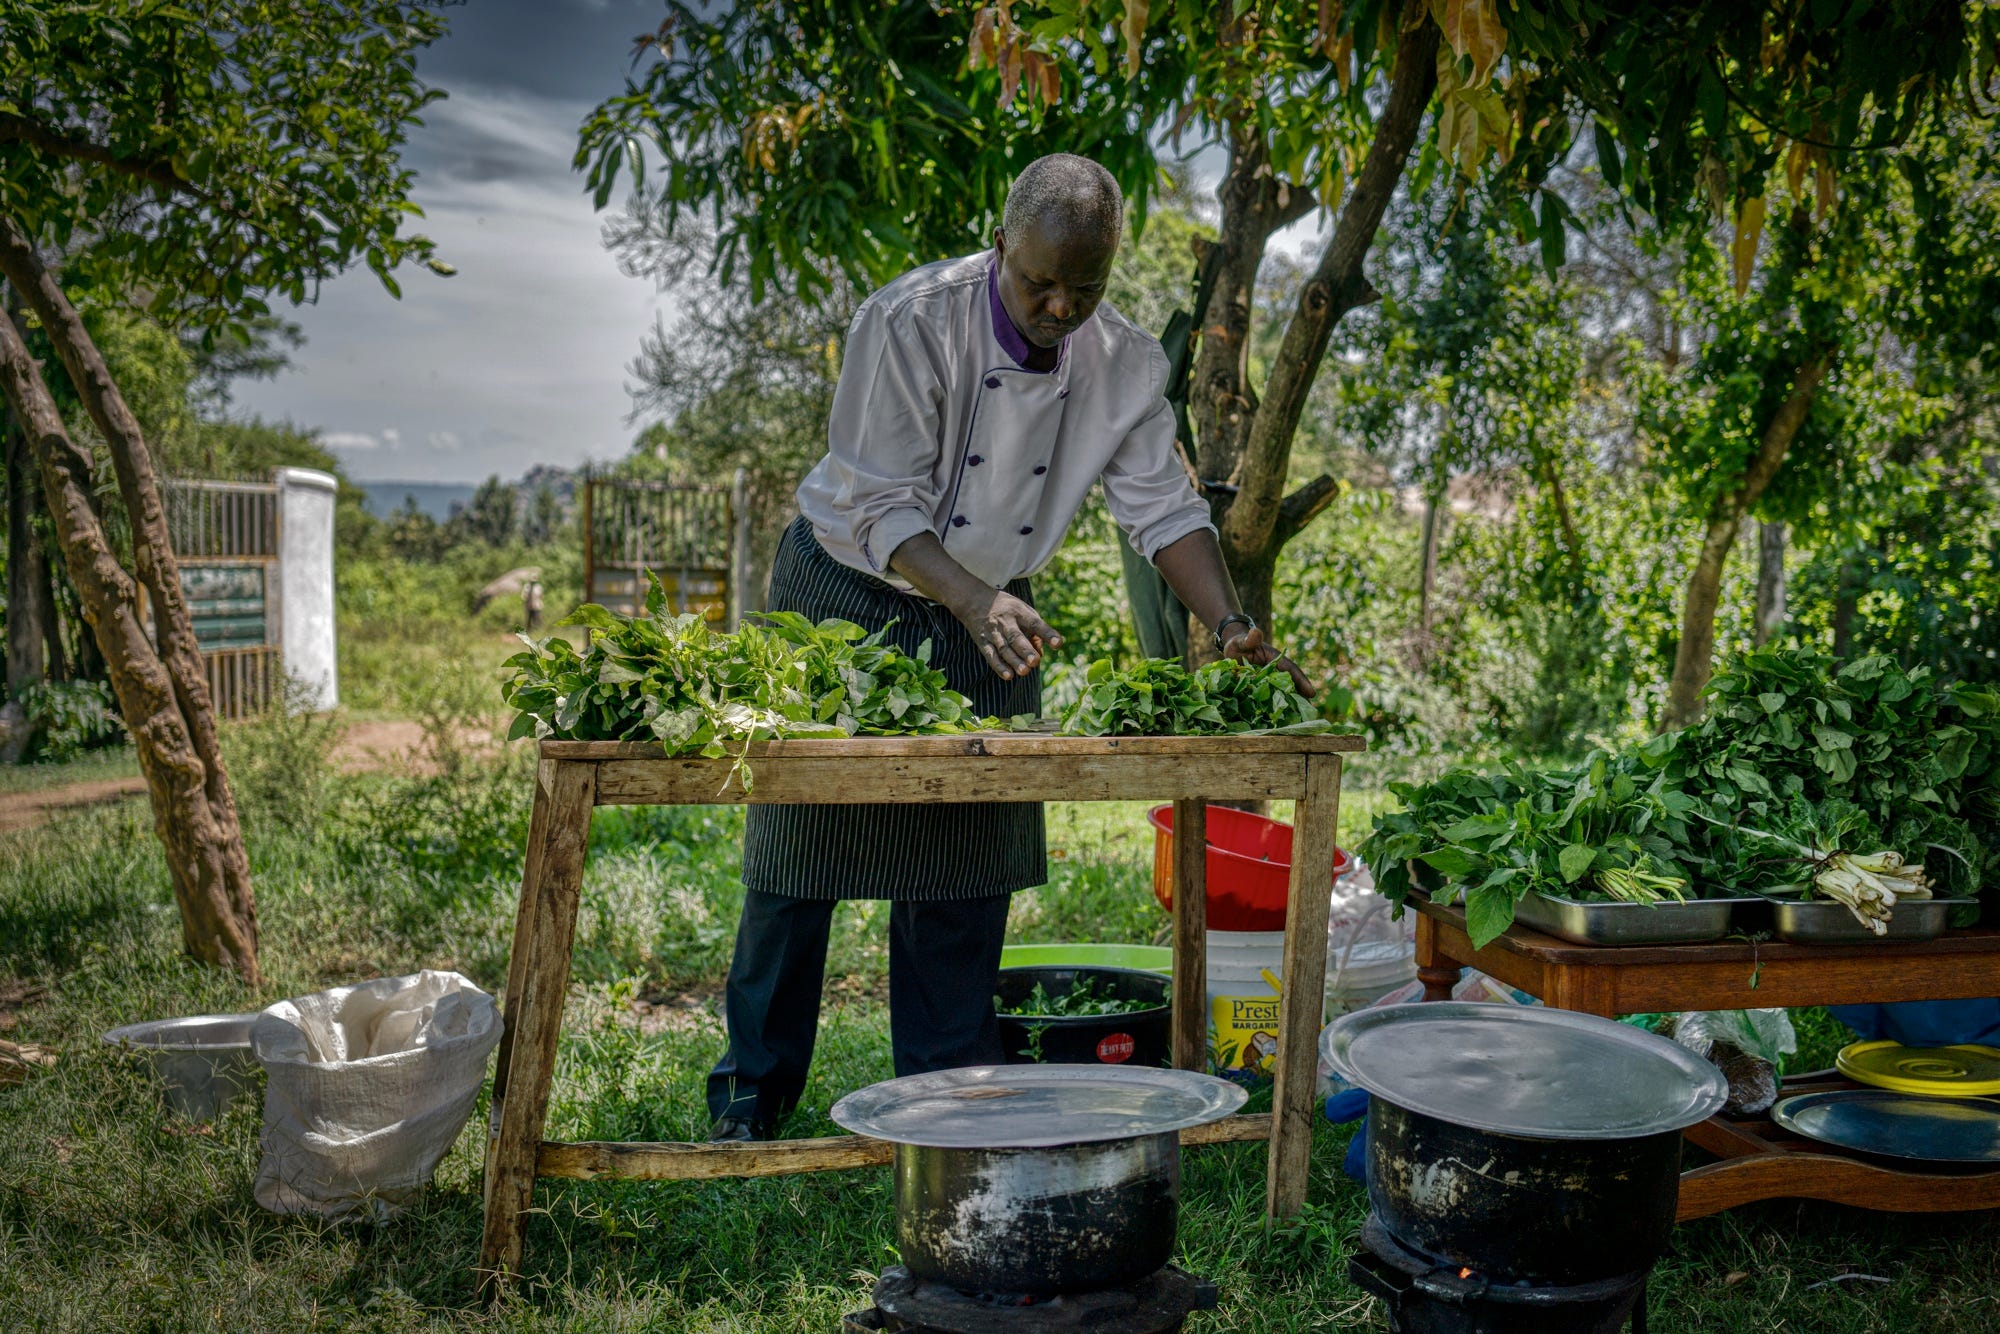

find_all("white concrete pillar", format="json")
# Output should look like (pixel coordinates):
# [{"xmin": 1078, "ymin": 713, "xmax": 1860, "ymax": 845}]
[{"xmin": 275, "ymin": 467, "xmax": 339, "ymax": 711}]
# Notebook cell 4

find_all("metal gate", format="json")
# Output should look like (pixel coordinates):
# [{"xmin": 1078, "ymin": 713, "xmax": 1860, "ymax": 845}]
[
  {"xmin": 583, "ymin": 469, "xmax": 749, "ymax": 628},
  {"xmin": 162, "ymin": 478, "xmax": 280, "ymax": 719}
]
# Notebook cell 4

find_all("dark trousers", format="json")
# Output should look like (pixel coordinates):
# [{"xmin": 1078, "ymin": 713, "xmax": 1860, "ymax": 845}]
[{"xmin": 705, "ymin": 888, "xmax": 1013, "ymax": 1129}]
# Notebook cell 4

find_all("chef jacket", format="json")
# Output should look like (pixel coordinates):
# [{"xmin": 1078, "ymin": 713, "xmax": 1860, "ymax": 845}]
[{"xmin": 796, "ymin": 249, "xmax": 1216, "ymax": 590}]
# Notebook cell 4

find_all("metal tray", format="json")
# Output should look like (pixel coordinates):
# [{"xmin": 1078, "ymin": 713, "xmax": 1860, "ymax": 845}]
[
  {"xmin": 1772, "ymin": 1088, "xmax": 2000, "ymax": 1165},
  {"xmin": 1766, "ymin": 896, "xmax": 1975, "ymax": 945},
  {"xmin": 1510, "ymin": 891, "xmax": 1747, "ymax": 946},
  {"xmin": 829, "ymin": 1065, "xmax": 1246, "ymax": 1148},
  {"xmin": 1322, "ymin": 1003, "xmax": 1728, "ymax": 1139}
]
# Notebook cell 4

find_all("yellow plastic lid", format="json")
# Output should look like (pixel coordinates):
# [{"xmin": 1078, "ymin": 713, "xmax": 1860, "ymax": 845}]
[{"xmin": 1836, "ymin": 1040, "xmax": 2000, "ymax": 1097}]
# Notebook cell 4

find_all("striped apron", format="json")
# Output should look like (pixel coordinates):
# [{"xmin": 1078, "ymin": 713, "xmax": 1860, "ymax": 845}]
[{"xmin": 740, "ymin": 516, "xmax": 1046, "ymax": 901}]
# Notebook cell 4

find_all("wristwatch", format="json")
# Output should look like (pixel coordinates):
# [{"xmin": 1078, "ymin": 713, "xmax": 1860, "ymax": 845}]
[{"xmin": 1212, "ymin": 613, "xmax": 1255, "ymax": 654}]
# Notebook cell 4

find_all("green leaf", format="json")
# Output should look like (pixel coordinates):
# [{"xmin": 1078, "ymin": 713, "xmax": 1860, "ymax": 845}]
[
  {"xmin": 1420, "ymin": 847, "xmax": 1481, "ymax": 879},
  {"xmin": 1464, "ymin": 885, "xmax": 1518, "ymax": 949},
  {"xmin": 1558, "ymin": 843, "xmax": 1597, "ymax": 884}
]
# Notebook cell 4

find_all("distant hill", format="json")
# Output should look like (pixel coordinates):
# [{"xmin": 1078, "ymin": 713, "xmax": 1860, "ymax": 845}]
[{"xmin": 353, "ymin": 480, "xmax": 478, "ymax": 521}]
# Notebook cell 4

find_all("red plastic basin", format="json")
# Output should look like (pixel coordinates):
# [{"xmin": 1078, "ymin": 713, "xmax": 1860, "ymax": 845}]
[{"xmin": 1148, "ymin": 804, "xmax": 1352, "ymax": 932}]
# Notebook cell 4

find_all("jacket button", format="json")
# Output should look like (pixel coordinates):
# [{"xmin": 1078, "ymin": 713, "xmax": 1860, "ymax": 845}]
[
  {"xmin": 1058, "ymin": 388, "xmax": 1069, "ymax": 399},
  {"xmin": 968, "ymin": 455, "xmax": 983, "ymax": 466},
  {"xmin": 1033, "ymin": 465, "xmax": 1047, "ymax": 475},
  {"xmin": 1019, "ymin": 525, "xmax": 1034, "ymax": 535},
  {"xmin": 952, "ymin": 515, "xmax": 969, "ymax": 527},
  {"xmin": 985, "ymin": 376, "xmax": 1001, "ymax": 389}
]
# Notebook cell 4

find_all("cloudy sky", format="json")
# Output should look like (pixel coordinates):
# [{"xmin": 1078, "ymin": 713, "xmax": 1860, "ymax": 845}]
[
  {"xmin": 233, "ymin": 0, "xmax": 1327, "ymax": 486},
  {"xmin": 233, "ymin": 0, "xmax": 674, "ymax": 485}
]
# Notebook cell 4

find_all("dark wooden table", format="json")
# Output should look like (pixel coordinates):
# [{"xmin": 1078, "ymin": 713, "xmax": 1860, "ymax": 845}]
[
  {"xmin": 478, "ymin": 732, "xmax": 1363, "ymax": 1288},
  {"xmin": 1412, "ymin": 898, "xmax": 2000, "ymax": 1219}
]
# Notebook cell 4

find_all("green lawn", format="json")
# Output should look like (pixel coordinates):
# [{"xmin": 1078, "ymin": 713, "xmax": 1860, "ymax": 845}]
[{"xmin": 3, "ymin": 753, "xmax": 1998, "ymax": 1331}]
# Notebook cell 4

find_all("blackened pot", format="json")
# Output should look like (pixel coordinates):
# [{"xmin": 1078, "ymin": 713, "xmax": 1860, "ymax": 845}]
[
  {"xmin": 893, "ymin": 1132, "xmax": 1179, "ymax": 1296},
  {"xmin": 1367, "ymin": 1094, "xmax": 1684, "ymax": 1286},
  {"xmin": 994, "ymin": 965, "xmax": 1172, "ymax": 1067}
]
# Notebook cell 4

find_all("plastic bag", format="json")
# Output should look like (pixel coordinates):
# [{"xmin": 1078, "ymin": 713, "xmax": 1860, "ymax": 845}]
[
  {"xmin": 1664, "ymin": 1009, "xmax": 1796, "ymax": 1117},
  {"xmin": 252, "ymin": 970, "xmax": 502, "ymax": 1220}
]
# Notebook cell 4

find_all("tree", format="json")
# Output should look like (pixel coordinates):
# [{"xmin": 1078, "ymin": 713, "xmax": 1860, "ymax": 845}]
[
  {"xmin": 0, "ymin": 1, "xmax": 450, "ymax": 982},
  {"xmin": 580, "ymin": 0, "xmax": 1994, "ymax": 659}
]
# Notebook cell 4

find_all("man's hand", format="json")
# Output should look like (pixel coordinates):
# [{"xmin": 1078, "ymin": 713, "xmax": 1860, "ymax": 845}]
[
  {"xmin": 955, "ymin": 588, "xmax": 1063, "ymax": 681},
  {"xmin": 1221, "ymin": 623, "xmax": 1316, "ymax": 696}
]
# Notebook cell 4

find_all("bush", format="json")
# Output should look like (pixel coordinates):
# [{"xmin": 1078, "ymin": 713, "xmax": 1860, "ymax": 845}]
[
  {"xmin": 17, "ymin": 680, "xmax": 126, "ymax": 762},
  {"xmin": 223, "ymin": 677, "xmax": 343, "ymax": 842}
]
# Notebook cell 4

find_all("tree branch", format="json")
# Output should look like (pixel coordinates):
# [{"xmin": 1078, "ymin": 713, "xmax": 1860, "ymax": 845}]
[
  {"xmin": 0, "ymin": 111, "xmax": 200, "ymax": 201},
  {"xmin": 1272, "ymin": 473, "xmax": 1340, "ymax": 548},
  {"xmin": 1222, "ymin": 0, "xmax": 1441, "ymax": 560}
]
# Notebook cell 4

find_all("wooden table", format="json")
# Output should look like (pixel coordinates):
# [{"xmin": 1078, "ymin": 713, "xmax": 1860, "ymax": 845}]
[
  {"xmin": 479, "ymin": 732, "xmax": 1362, "ymax": 1286},
  {"xmin": 1412, "ymin": 897, "xmax": 2000, "ymax": 1218}
]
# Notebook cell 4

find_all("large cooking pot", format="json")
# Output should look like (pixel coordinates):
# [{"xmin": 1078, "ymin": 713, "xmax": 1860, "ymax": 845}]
[
  {"xmin": 895, "ymin": 1134, "xmax": 1177, "ymax": 1293},
  {"xmin": 1325, "ymin": 1004, "xmax": 1728, "ymax": 1286},
  {"xmin": 832, "ymin": 1065, "xmax": 1245, "ymax": 1297}
]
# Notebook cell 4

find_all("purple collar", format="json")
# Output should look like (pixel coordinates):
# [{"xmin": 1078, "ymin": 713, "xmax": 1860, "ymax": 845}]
[{"xmin": 987, "ymin": 258, "xmax": 1061, "ymax": 371}]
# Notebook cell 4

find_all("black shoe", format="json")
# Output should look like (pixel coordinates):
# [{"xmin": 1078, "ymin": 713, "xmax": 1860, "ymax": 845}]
[{"xmin": 706, "ymin": 1115, "xmax": 761, "ymax": 1143}]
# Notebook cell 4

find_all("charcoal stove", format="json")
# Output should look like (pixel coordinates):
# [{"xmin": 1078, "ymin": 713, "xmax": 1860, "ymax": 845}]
[
  {"xmin": 842, "ymin": 1263, "xmax": 1218, "ymax": 1333},
  {"xmin": 1348, "ymin": 1215, "xmax": 1650, "ymax": 1334}
]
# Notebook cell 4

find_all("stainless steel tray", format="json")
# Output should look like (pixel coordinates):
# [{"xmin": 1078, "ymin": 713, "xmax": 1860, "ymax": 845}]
[
  {"xmin": 1322, "ymin": 1003, "xmax": 1728, "ymax": 1139},
  {"xmin": 1767, "ymin": 896, "xmax": 1975, "ymax": 945},
  {"xmin": 829, "ymin": 1065, "xmax": 1246, "ymax": 1148},
  {"xmin": 1511, "ymin": 891, "xmax": 1747, "ymax": 946}
]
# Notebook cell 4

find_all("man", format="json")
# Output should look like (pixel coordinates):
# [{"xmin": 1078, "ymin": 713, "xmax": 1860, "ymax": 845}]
[{"xmin": 707, "ymin": 153, "xmax": 1307, "ymax": 1141}]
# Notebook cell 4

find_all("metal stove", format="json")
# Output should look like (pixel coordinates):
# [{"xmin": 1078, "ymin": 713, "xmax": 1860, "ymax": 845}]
[
  {"xmin": 842, "ymin": 1264, "xmax": 1218, "ymax": 1334},
  {"xmin": 1348, "ymin": 1216, "xmax": 1651, "ymax": 1334}
]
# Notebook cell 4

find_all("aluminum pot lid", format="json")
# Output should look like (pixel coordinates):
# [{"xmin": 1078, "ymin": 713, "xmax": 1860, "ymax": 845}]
[
  {"xmin": 1773, "ymin": 1089, "xmax": 2000, "ymax": 1164},
  {"xmin": 1322, "ymin": 1003, "xmax": 1728, "ymax": 1140},
  {"xmin": 831, "ymin": 1064, "xmax": 1248, "ymax": 1148}
]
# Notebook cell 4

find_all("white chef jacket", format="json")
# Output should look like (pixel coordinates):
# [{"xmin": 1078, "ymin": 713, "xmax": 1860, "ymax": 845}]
[{"xmin": 796, "ymin": 250, "xmax": 1216, "ymax": 590}]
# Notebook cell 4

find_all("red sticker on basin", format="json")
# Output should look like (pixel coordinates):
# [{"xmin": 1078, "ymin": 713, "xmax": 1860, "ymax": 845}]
[{"xmin": 1097, "ymin": 1033, "xmax": 1135, "ymax": 1063}]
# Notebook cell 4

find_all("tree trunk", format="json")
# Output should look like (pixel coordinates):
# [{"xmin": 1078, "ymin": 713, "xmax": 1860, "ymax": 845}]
[
  {"xmin": 1, "ymin": 402, "xmax": 48, "ymax": 763},
  {"xmin": 1662, "ymin": 351, "xmax": 1832, "ymax": 729},
  {"xmin": 1753, "ymin": 519, "xmax": 1786, "ymax": 646},
  {"xmin": 1416, "ymin": 488, "xmax": 1443, "ymax": 663},
  {"xmin": 1184, "ymin": 0, "xmax": 1440, "ymax": 655},
  {"xmin": 0, "ymin": 220, "xmax": 258, "ymax": 982},
  {"xmin": 5, "ymin": 410, "xmax": 48, "ymax": 693}
]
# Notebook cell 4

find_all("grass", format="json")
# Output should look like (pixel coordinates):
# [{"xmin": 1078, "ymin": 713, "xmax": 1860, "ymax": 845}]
[
  {"xmin": 5, "ymin": 748, "xmax": 2000, "ymax": 1332},
  {"xmin": 0, "ymin": 746, "xmax": 140, "ymax": 796}
]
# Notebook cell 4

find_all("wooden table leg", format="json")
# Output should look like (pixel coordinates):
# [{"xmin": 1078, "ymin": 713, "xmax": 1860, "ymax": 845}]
[
  {"xmin": 1267, "ymin": 755, "xmax": 1340, "ymax": 1221},
  {"xmin": 479, "ymin": 758, "xmax": 596, "ymax": 1291},
  {"xmin": 1171, "ymin": 799, "xmax": 1208, "ymax": 1073},
  {"xmin": 1414, "ymin": 912, "xmax": 1460, "ymax": 1001}
]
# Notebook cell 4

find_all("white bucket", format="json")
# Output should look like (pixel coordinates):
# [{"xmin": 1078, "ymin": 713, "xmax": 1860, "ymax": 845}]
[
  {"xmin": 1205, "ymin": 929, "xmax": 1286, "ymax": 1080},
  {"xmin": 1324, "ymin": 938, "xmax": 1417, "ymax": 1021}
]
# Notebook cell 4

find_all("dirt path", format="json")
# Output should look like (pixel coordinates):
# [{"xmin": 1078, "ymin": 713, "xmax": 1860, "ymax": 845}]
[{"xmin": 0, "ymin": 720, "xmax": 437, "ymax": 835}]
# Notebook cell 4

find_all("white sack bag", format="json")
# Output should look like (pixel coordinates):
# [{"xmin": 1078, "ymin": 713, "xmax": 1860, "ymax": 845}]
[{"xmin": 252, "ymin": 969, "xmax": 502, "ymax": 1220}]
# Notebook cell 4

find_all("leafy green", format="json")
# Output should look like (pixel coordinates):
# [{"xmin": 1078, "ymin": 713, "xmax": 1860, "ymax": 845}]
[
  {"xmin": 1055, "ymin": 657, "xmax": 1330, "ymax": 737},
  {"xmin": 500, "ymin": 575, "xmax": 979, "ymax": 788},
  {"xmin": 1358, "ymin": 753, "xmax": 1695, "ymax": 947},
  {"xmin": 996, "ymin": 977, "xmax": 1160, "ymax": 1018},
  {"xmin": 1359, "ymin": 646, "xmax": 2000, "ymax": 948}
]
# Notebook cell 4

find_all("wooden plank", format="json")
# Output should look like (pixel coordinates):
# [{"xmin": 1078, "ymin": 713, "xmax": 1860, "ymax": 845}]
[
  {"xmin": 594, "ymin": 754, "xmax": 1312, "ymax": 806},
  {"xmin": 1677, "ymin": 1151, "xmax": 2000, "ymax": 1221},
  {"xmin": 1171, "ymin": 800, "xmax": 1209, "ymax": 1072},
  {"xmin": 1268, "ymin": 754, "xmax": 1341, "ymax": 1221},
  {"xmin": 1683, "ymin": 1115, "xmax": 1776, "ymax": 1161},
  {"xmin": 479, "ymin": 759, "xmax": 596, "ymax": 1291},
  {"xmin": 1416, "ymin": 900, "xmax": 2000, "ymax": 1014},
  {"xmin": 535, "ymin": 1114, "xmax": 1277, "ymax": 1182},
  {"xmin": 546, "ymin": 733, "xmax": 1365, "ymax": 761}
]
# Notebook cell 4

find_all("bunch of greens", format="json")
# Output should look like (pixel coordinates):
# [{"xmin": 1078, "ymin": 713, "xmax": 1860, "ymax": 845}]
[
  {"xmin": 1662, "ymin": 648, "xmax": 1990, "ymax": 897},
  {"xmin": 1360, "ymin": 754, "xmax": 1696, "ymax": 947},
  {"xmin": 997, "ymin": 977, "xmax": 1161, "ymax": 1018},
  {"xmin": 501, "ymin": 578, "xmax": 978, "ymax": 787},
  {"xmin": 1055, "ymin": 657, "xmax": 1330, "ymax": 736},
  {"xmin": 1360, "ymin": 646, "xmax": 2000, "ymax": 947}
]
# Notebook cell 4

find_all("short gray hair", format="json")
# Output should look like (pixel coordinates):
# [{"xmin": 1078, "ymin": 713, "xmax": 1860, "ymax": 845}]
[{"xmin": 1001, "ymin": 153, "xmax": 1123, "ymax": 248}]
